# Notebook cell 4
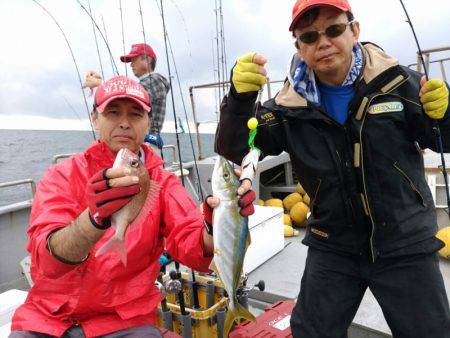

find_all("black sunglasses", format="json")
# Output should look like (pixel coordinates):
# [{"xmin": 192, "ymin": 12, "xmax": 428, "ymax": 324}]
[{"xmin": 297, "ymin": 21, "xmax": 354, "ymax": 44}]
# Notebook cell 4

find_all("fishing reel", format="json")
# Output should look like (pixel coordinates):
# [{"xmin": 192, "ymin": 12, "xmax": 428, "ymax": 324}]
[{"xmin": 164, "ymin": 270, "xmax": 183, "ymax": 295}]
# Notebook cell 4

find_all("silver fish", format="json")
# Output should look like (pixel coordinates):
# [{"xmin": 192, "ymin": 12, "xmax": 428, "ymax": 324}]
[
  {"xmin": 211, "ymin": 156, "xmax": 256, "ymax": 337},
  {"xmin": 95, "ymin": 148, "xmax": 150, "ymax": 266}
]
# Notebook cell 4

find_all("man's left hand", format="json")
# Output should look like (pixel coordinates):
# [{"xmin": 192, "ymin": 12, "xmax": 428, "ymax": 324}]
[{"xmin": 420, "ymin": 76, "xmax": 449, "ymax": 119}]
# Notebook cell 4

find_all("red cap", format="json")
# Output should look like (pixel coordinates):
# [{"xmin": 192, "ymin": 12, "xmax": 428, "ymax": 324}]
[
  {"xmin": 94, "ymin": 76, "xmax": 151, "ymax": 114},
  {"xmin": 120, "ymin": 43, "xmax": 157, "ymax": 63},
  {"xmin": 289, "ymin": 0, "xmax": 352, "ymax": 31}
]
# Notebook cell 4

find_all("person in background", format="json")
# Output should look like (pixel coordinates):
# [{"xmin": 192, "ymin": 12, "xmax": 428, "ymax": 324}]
[
  {"xmin": 120, "ymin": 43, "xmax": 170, "ymax": 157},
  {"xmin": 215, "ymin": 0, "xmax": 450, "ymax": 336},
  {"xmin": 84, "ymin": 43, "xmax": 169, "ymax": 157}
]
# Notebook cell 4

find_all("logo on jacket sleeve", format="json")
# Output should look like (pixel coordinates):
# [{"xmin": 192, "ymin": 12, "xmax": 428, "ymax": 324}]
[{"xmin": 368, "ymin": 102, "xmax": 404, "ymax": 114}]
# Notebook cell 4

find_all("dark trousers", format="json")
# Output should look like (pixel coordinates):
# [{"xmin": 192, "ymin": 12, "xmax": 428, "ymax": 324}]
[
  {"xmin": 9, "ymin": 324, "xmax": 163, "ymax": 338},
  {"xmin": 291, "ymin": 247, "xmax": 450, "ymax": 338}
]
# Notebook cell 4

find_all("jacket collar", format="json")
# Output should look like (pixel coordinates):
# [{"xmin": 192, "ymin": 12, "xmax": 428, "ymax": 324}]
[
  {"xmin": 85, "ymin": 140, "xmax": 165, "ymax": 170},
  {"xmin": 275, "ymin": 42, "xmax": 400, "ymax": 108}
]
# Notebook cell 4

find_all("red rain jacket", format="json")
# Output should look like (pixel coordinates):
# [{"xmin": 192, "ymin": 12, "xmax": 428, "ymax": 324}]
[{"xmin": 11, "ymin": 141, "xmax": 212, "ymax": 337}]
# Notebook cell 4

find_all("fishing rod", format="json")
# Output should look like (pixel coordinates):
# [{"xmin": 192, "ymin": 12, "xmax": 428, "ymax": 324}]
[
  {"xmin": 137, "ymin": 0, "xmax": 153, "ymax": 75},
  {"xmin": 218, "ymin": 0, "xmax": 228, "ymax": 96},
  {"xmin": 75, "ymin": 0, "xmax": 119, "ymax": 76},
  {"xmin": 399, "ymin": 0, "xmax": 450, "ymax": 216},
  {"xmin": 87, "ymin": 0, "xmax": 104, "ymax": 80},
  {"xmin": 101, "ymin": 15, "xmax": 116, "ymax": 76},
  {"xmin": 214, "ymin": 0, "xmax": 223, "ymax": 99},
  {"xmin": 156, "ymin": 0, "xmax": 202, "ymax": 310},
  {"xmin": 137, "ymin": 0, "xmax": 166, "ymax": 166},
  {"xmin": 211, "ymin": 36, "xmax": 220, "ymax": 118},
  {"xmin": 160, "ymin": 9, "xmax": 205, "ymax": 202},
  {"xmin": 119, "ymin": 0, "xmax": 128, "ymax": 76},
  {"xmin": 159, "ymin": 0, "xmax": 186, "ymax": 186},
  {"xmin": 31, "ymin": 0, "xmax": 96, "ymax": 140}
]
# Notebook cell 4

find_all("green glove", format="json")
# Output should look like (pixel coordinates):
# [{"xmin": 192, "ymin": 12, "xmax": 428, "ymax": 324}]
[
  {"xmin": 420, "ymin": 78, "xmax": 449, "ymax": 119},
  {"xmin": 231, "ymin": 52, "xmax": 267, "ymax": 93}
]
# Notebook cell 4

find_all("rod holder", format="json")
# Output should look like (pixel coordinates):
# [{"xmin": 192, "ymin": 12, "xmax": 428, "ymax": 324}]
[
  {"xmin": 206, "ymin": 280, "xmax": 215, "ymax": 309},
  {"xmin": 216, "ymin": 307, "xmax": 226, "ymax": 338},
  {"xmin": 181, "ymin": 313, "xmax": 192, "ymax": 338},
  {"xmin": 162, "ymin": 309, "xmax": 174, "ymax": 332}
]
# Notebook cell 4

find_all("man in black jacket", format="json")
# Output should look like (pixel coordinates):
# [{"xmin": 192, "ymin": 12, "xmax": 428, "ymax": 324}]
[{"xmin": 215, "ymin": 0, "xmax": 450, "ymax": 336}]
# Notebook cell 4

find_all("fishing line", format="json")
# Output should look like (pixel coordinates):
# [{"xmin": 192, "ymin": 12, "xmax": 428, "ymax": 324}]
[
  {"xmin": 119, "ymin": 0, "xmax": 128, "ymax": 76},
  {"xmin": 154, "ymin": 0, "xmax": 202, "ymax": 307},
  {"xmin": 75, "ymin": 0, "xmax": 119, "ymax": 75},
  {"xmin": 168, "ymin": 0, "xmax": 195, "ymax": 78},
  {"xmin": 137, "ymin": 0, "xmax": 166, "ymax": 166},
  {"xmin": 31, "ymin": 0, "xmax": 96, "ymax": 140},
  {"xmin": 101, "ymin": 16, "xmax": 116, "ymax": 77},
  {"xmin": 60, "ymin": 91, "xmax": 83, "ymax": 122},
  {"xmin": 157, "ymin": 0, "xmax": 186, "ymax": 186},
  {"xmin": 399, "ymin": 0, "xmax": 450, "ymax": 215},
  {"xmin": 137, "ymin": 0, "xmax": 153, "ymax": 75},
  {"xmin": 155, "ymin": 0, "xmax": 205, "ymax": 201},
  {"xmin": 87, "ymin": 0, "xmax": 104, "ymax": 80}
]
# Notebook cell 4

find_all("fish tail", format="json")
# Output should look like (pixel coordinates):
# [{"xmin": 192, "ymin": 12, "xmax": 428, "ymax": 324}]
[
  {"xmin": 222, "ymin": 301, "xmax": 256, "ymax": 337},
  {"xmin": 95, "ymin": 236, "xmax": 127, "ymax": 266}
]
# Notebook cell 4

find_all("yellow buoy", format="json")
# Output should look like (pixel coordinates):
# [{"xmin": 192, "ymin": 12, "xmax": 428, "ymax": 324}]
[
  {"xmin": 436, "ymin": 227, "xmax": 450, "ymax": 259},
  {"xmin": 290, "ymin": 202, "xmax": 309, "ymax": 226},
  {"xmin": 284, "ymin": 214, "xmax": 292, "ymax": 226},
  {"xmin": 283, "ymin": 193, "xmax": 303, "ymax": 212},
  {"xmin": 284, "ymin": 224, "xmax": 299, "ymax": 237},
  {"xmin": 265, "ymin": 199, "xmax": 283, "ymax": 208},
  {"xmin": 297, "ymin": 183, "xmax": 306, "ymax": 195},
  {"xmin": 247, "ymin": 117, "xmax": 258, "ymax": 130}
]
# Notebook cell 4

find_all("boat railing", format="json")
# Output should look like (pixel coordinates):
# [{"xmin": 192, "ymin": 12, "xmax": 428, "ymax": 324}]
[
  {"xmin": 53, "ymin": 153, "xmax": 73, "ymax": 164},
  {"xmin": 407, "ymin": 46, "xmax": 449, "ymax": 81},
  {"xmin": 0, "ymin": 179, "xmax": 36, "ymax": 214}
]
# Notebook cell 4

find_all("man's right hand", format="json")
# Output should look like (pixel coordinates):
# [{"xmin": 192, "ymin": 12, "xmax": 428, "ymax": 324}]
[
  {"xmin": 231, "ymin": 52, "xmax": 268, "ymax": 93},
  {"xmin": 86, "ymin": 168, "xmax": 140, "ymax": 229}
]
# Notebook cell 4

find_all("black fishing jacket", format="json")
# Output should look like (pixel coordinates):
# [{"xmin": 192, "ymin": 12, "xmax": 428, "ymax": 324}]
[{"xmin": 215, "ymin": 43, "xmax": 450, "ymax": 260}]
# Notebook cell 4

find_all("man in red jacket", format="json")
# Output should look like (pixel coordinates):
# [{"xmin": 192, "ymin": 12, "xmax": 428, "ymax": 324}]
[{"xmin": 9, "ymin": 76, "xmax": 254, "ymax": 338}]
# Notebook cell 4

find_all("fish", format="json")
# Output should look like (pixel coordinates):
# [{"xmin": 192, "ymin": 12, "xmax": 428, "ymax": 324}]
[
  {"xmin": 210, "ymin": 156, "xmax": 256, "ymax": 337},
  {"xmin": 95, "ymin": 148, "xmax": 150, "ymax": 266}
]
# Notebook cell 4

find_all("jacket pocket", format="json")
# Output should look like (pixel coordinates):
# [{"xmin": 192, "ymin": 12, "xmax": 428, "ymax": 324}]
[{"xmin": 393, "ymin": 162, "xmax": 427, "ymax": 208}]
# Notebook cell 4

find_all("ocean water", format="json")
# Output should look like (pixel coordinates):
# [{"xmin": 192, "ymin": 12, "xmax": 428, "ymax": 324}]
[{"xmin": 0, "ymin": 130, "xmax": 216, "ymax": 206}]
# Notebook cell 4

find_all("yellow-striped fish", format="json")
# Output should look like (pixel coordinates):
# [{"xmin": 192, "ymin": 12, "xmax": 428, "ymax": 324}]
[{"xmin": 211, "ymin": 156, "xmax": 256, "ymax": 337}]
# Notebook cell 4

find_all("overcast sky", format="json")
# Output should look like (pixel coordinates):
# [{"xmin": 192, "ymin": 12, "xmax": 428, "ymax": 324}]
[{"xmin": 0, "ymin": 0, "xmax": 449, "ymax": 132}]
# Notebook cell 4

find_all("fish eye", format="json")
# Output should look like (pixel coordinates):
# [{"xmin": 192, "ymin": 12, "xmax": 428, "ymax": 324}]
[
  {"xmin": 130, "ymin": 159, "xmax": 139, "ymax": 168},
  {"xmin": 224, "ymin": 172, "xmax": 230, "ymax": 179}
]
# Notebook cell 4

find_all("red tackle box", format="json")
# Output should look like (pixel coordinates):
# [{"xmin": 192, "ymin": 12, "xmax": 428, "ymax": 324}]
[{"xmin": 230, "ymin": 300, "xmax": 296, "ymax": 338}]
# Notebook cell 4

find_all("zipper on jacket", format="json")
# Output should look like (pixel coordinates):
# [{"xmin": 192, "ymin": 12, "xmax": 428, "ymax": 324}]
[
  {"xmin": 358, "ymin": 76, "xmax": 409, "ymax": 262},
  {"xmin": 393, "ymin": 162, "xmax": 427, "ymax": 207}
]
